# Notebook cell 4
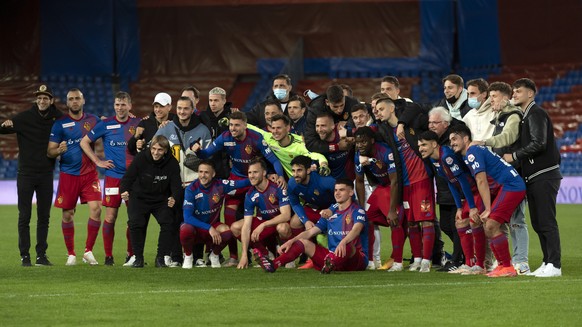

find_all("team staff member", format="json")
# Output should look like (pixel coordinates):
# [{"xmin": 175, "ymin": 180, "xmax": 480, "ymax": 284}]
[
  {"xmin": 48, "ymin": 88, "xmax": 102, "ymax": 266},
  {"xmin": 1, "ymin": 84, "xmax": 63, "ymax": 266},
  {"xmin": 120, "ymin": 135, "xmax": 182, "ymax": 268}
]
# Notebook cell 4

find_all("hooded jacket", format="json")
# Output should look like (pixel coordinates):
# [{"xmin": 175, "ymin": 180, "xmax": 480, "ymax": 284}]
[
  {"xmin": 462, "ymin": 97, "xmax": 496, "ymax": 141},
  {"xmin": 485, "ymin": 103, "xmax": 522, "ymax": 158}
]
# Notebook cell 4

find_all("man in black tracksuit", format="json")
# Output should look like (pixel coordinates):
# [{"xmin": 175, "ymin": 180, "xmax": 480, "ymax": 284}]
[
  {"xmin": 0, "ymin": 85, "xmax": 62, "ymax": 266},
  {"xmin": 120, "ymin": 135, "xmax": 182, "ymax": 268},
  {"xmin": 504, "ymin": 78, "xmax": 562, "ymax": 277}
]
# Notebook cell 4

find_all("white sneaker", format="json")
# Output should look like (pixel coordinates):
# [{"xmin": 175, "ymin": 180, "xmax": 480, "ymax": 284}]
[
  {"xmin": 486, "ymin": 259, "xmax": 498, "ymax": 272},
  {"xmin": 535, "ymin": 263, "xmax": 562, "ymax": 277},
  {"xmin": 82, "ymin": 251, "xmax": 98, "ymax": 265},
  {"xmin": 182, "ymin": 255, "xmax": 193, "ymax": 269},
  {"xmin": 367, "ymin": 261, "xmax": 376, "ymax": 270},
  {"xmin": 284, "ymin": 261, "xmax": 296, "ymax": 269},
  {"xmin": 65, "ymin": 255, "xmax": 76, "ymax": 266},
  {"xmin": 374, "ymin": 258, "xmax": 382, "ymax": 269},
  {"xmin": 448, "ymin": 264, "xmax": 471, "ymax": 274},
  {"xmin": 195, "ymin": 258, "xmax": 207, "ymax": 267},
  {"xmin": 528, "ymin": 262, "xmax": 547, "ymax": 276},
  {"xmin": 409, "ymin": 260, "xmax": 422, "ymax": 272},
  {"xmin": 123, "ymin": 255, "xmax": 136, "ymax": 267},
  {"xmin": 462, "ymin": 265, "xmax": 486, "ymax": 275},
  {"xmin": 513, "ymin": 262, "xmax": 531, "ymax": 275},
  {"xmin": 223, "ymin": 257, "xmax": 239, "ymax": 267},
  {"xmin": 387, "ymin": 262, "xmax": 403, "ymax": 272},
  {"xmin": 209, "ymin": 253, "xmax": 221, "ymax": 268},
  {"xmin": 164, "ymin": 255, "xmax": 180, "ymax": 267},
  {"xmin": 419, "ymin": 259, "xmax": 431, "ymax": 273}
]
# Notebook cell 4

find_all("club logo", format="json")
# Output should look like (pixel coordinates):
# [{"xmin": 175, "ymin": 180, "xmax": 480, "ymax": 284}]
[
  {"xmin": 467, "ymin": 154, "xmax": 475, "ymax": 163},
  {"xmin": 245, "ymin": 144, "xmax": 252, "ymax": 155},
  {"xmin": 268, "ymin": 193, "xmax": 276, "ymax": 204},
  {"xmin": 420, "ymin": 200, "xmax": 431, "ymax": 213},
  {"xmin": 57, "ymin": 196, "xmax": 63, "ymax": 204},
  {"xmin": 212, "ymin": 193, "xmax": 220, "ymax": 203},
  {"xmin": 445, "ymin": 157, "xmax": 454, "ymax": 165},
  {"xmin": 84, "ymin": 121, "xmax": 92, "ymax": 131},
  {"xmin": 105, "ymin": 195, "xmax": 110, "ymax": 204},
  {"xmin": 376, "ymin": 160, "xmax": 383, "ymax": 169},
  {"xmin": 345, "ymin": 213, "xmax": 351, "ymax": 224},
  {"xmin": 313, "ymin": 189, "xmax": 320, "ymax": 196},
  {"xmin": 129, "ymin": 126, "xmax": 136, "ymax": 135},
  {"xmin": 39, "ymin": 85, "xmax": 47, "ymax": 92}
]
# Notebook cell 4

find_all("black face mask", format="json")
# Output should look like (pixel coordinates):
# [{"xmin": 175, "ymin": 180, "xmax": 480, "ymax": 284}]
[{"xmin": 446, "ymin": 96, "xmax": 458, "ymax": 104}]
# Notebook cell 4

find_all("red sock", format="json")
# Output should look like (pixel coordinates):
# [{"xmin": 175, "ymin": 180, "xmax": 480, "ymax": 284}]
[
  {"xmin": 126, "ymin": 226, "xmax": 133, "ymax": 257},
  {"xmin": 102, "ymin": 221, "xmax": 115, "ymax": 257},
  {"xmin": 224, "ymin": 206, "xmax": 238, "ymax": 259},
  {"xmin": 390, "ymin": 225, "xmax": 406, "ymax": 262},
  {"xmin": 457, "ymin": 226, "xmax": 474, "ymax": 266},
  {"xmin": 472, "ymin": 226, "xmax": 486, "ymax": 267},
  {"xmin": 422, "ymin": 225, "xmax": 435, "ymax": 261},
  {"xmin": 62, "ymin": 221, "xmax": 75, "ymax": 256},
  {"xmin": 408, "ymin": 225, "xmax": 422, "ymax": 258},
  {"xmin": 212, "ymin": 230, "xmax": 234, "ymax": 255},
  {"xmin": 180, "ymin": 224, "xmax": 196, "ymax": 256},
  {"xmin": 490, "ymin": 233, "xmax": 512, "ymax": 267},
  {"xmin": 368, "ymin": 224, "xmax": 375, "ymax": 260},
  {"xmin": 273, "ymin": 241, "xmax": 305, "ymax": 269},
  {"xmin": 85, "ymin": 218, "xmax": 101, "ymax": 253}
]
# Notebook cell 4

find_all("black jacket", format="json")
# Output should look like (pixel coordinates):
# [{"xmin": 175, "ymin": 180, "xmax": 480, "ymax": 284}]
[
  {"xmin": 513, "ymin": 102, "xmax": 562, "ymax": 183},
  {"xmin": 304, "ymin": 94, "xmax": 360, "ymax": 153},
  {"xmin": 247, "ymin": 92, "xmax": 297, "ymax": 129},
  {"xmin": 127, "ymin": 112, "xmax": 176, "ymax": 155},
  {"xmin": 433, "ymin": 118, "xmax": 466, "ymax": 205},
  {"xmin": 0, "ymin": 104, "xmax": 63, "ymax": 175},
  {"xmin": 394, "ymin": 98, "xmax": 429, "ymax": 132},
  {"xmin": 120, "ymin": 149, "xmax": 182, "ymax": 205},
  {"xmin": 200, "ymin": 104, "xmax": 233, "ymax": 179}
]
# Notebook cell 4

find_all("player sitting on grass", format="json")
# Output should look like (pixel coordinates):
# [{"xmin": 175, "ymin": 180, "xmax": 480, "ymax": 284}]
[{"xmin": 255, "ymin": 178, "xmax": 368, "ymax": 274}]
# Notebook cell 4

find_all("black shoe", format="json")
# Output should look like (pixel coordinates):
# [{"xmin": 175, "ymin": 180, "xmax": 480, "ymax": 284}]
[
  {"xmin": 132, "ymin": 257, "xmax": 144, "ymax": 268},
  {"xmin": 35, "ymin": 255, "xmax": 53, "ymax": 266},
  {"xmin": 437, "ymin": 261, "xmax": 459, "ymax": 272},
  {"xmin": 104, "ymin": 256, "xmax": 115, "ymax": 266},
  {"xmin": 21, "ymin": 255, "xmax": 32, "ymax": 267},
  {"xmin": 155, "ymin": 256, "xmax": 167, "ymax": 268}
]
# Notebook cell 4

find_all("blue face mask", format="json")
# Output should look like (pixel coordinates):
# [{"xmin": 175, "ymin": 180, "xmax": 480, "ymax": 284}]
[
  {"xmin": 468, "ymin": 97, "xmax": 481, "ymax": 109},
  {"xmin": 273, "ymin": 88, "xmax": 287, "ymax": 100}
]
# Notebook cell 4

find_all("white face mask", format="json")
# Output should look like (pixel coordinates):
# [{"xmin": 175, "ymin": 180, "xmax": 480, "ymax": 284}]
[{"xmin": 273, "ymin": 89, "xmax": 288, "ymax": 100}]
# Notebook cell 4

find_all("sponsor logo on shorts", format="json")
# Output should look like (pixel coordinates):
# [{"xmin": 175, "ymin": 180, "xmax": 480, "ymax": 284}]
[{"xmin": 421, "ymin": 200, "xmax": 431, "ymax": 213}]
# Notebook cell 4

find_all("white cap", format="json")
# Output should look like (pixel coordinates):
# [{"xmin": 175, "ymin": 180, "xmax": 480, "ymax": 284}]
[{"xmin": 153, "ymin": 92, "xmax": 171, "ymax": 106}]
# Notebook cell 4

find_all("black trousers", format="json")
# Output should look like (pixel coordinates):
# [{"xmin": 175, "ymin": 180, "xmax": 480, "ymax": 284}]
[
  {"xmin": 17, "ymin": 173, "xmax": 53, "ymax": 257},
  {"xmin": 127, "ymin": 198, "xmax": 174, "ymax": 259},
  {"xmin": 439, "ymin": 204, "xmax": 464, "ymax": 264},
  {"xmin": 527, "ymin": 178, "xmax": 562, "ymax": 268}
]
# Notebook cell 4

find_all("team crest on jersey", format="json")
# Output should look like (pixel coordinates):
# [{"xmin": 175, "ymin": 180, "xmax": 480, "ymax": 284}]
[
  {"xmin": 129, "ymin": 126, "xmax": 136, "ymax": 135},
  {"xmin": 105, "ymin": 195, "xmax": 111, "ymax": 204},
  {"xmin": 245, "ymin": 144, "xmax": 252, "ymax": 154},
  {"xmin": 57, "ymin": 196, "xmax": 63, "ymax": 204},
  {"xmin": 375, "ymin": 160, "xmax": 383, "ymax": 169},
  {"xmin": 83, "ymin": 121, "xmax": 92, "ymax": 131},
  {"xmin": 409, "ymin": 127, "xmax": 415, "ymax": 135},
  {"xmin": 467, "ymin": 154, "xmax": 475, "ymax": 163},
  {"xmin": 343, "ymin": 112, "xmax": 349, "ymax": 120},
  {"xmin": 345, "ymin": 213, "xmax": 351, "ymax": 224},
  {"xmin": 212, "ymin": 193, "xmax": 220, "ymax": 203},
  {"xmin": 313, "ymin": 189, "xmax": 320, "ymax": 196},
  {"xmin": 268, "ymin": 193, "xmax": 276, "ymax": 204},
  {"xmin": 445, "ymin": 157, "xmax": 454, "ymax": 165},
  {"xmin": 420, "ymin": 200, "xmax": 431, "ymax": 212}
]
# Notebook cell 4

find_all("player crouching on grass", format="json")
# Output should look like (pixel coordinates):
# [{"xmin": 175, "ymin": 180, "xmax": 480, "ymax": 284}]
[{"xmin": 256, "ymin": 178, "xmax": 369, "ymax": 274}]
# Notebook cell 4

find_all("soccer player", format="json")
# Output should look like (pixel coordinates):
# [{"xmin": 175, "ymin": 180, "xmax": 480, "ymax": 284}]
[
  {"xmin": 418, "ymin": 131, "xmax": 488, "ymax": 275},
  {"xmin": 449, "ymin": 124, "xmax": 526, "ymax": 277},
  {"xmin": 180, "ymin": 160, "xmax": 250, "ymax": 269},
  {"xmin": 376, "ymin": 97, "xmax": 436, "ymax": 272},
  {"xmin": 248, "ymin": 114, "xmax": 328, "ymax": 178},
  {"xmin": 1, "ymin": 84, "xmax": 63, "ymax": 266},
  {"xmin": 255, "ymin": 178, "xmax": 368, "ymax": 274},
  {"xmin": 354, "ymin": 126, "xmax": 399, "ymax": 270},
  {"xmin": 230, "ymin": 159, "xmax": 291, "ymax": 269},
  {"xmin": 79, "ymin": 91, "xmax": 140, "ymax": 266},
  {"xmin": 315, "ymin": 111, "xmax": 355, "ymax": 180},
  {"xmin": 191, "ymin": 111, "xmax": 285, "ymax": 266},
  {"xmin": 47, "ymin": 88, "xmax": 102, "ymax": 266}
]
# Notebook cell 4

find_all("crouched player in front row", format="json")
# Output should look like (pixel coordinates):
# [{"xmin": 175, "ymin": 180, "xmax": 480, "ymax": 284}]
[{"xmin": 256, "ymin": 178, "xmax": 369, "ymax": 273}]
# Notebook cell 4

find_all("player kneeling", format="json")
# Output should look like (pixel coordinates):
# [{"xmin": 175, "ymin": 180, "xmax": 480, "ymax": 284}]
[{"xmin": 256, "ymin": 179, "xmax": 369, "ymax": 273}]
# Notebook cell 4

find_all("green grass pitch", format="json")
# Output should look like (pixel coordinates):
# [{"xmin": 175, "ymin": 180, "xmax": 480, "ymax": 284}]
[{"xmin": 1, "ymin": 204, "xmax": 581, "ymax": 326}]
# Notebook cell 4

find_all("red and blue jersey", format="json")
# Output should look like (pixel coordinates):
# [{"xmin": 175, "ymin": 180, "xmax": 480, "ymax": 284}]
[
  {"xmin": 288, "ymin": 171, "xmax": 336, "ymax": 225},
  {"xmin": 315, "ymin": 201, "xmax": 368, "ymax": 261},
  {"xmin": 391, "ymin": 127, "xmax": 430, "ymax": 186},
  {"xmin": 197, "ymin": 128, "xmax": 284, "ymax": 178},
  {"xmin": 87, "ymin": 116, "xmax": 140, "ymax": 179},
  {"xmin": 244, "ymin": 181, "xmax": 290, "ymax": 220},
  {"xmin": 49, "ymin": 113, "xmax": 100, "ymax": 176},
  {"xmin": 183, "ymin": 178, "xmax": 251, "ymax": 229},
  {"xmin": 431, "ymin": 146, "xmax": 478, "ymax": 209},
  {"xmin": 325, "ymin": 128, "xmax": 355, "ymax": 180},
  {"xmin": 355, "ymin": 142, "xmax": 395, "ymax": 187},
  {"xmin": 464, "ymin": 145, "xmax": 525, "ymax": 192}
]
